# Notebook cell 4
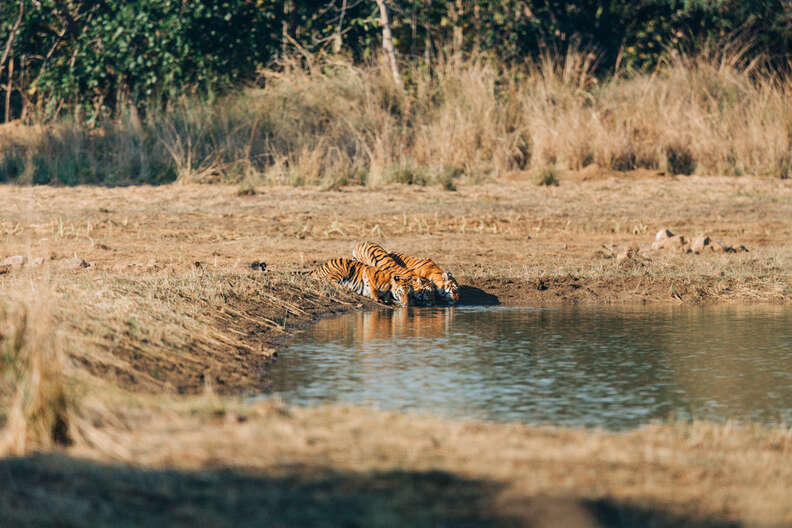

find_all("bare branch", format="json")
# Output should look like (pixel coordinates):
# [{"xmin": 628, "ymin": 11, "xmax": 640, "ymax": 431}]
[{"xmin": 0, "ymin": 0, "xmax": 25, "ymax": 70}]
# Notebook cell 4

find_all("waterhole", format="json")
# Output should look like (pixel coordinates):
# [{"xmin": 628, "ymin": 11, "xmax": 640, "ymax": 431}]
[{"xmin": 264, "ymin": 306, "xmax": 792, "ymax": 430}]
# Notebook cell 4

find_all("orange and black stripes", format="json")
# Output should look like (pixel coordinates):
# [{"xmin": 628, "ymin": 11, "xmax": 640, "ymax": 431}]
[
  {"xmin": 389, "ymin": 251, "xmax": 460, "ymax": 305},
  {"xmin": 353, "ymin": 242, "xmax": 436, "ymax": 306},
  {"xmin": 310, "ymin": 257, "xmax": 414, "ymax": 306}
]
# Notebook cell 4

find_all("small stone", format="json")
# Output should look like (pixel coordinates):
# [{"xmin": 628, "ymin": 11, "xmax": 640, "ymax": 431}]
[
  {"xmin": 653, "ymin": 235, "xmax": 686, "ymax": 250},
  {"xmin": 691, "ymin": 234, "xmax": 711, "ymax": 253},
  {"xmin": 250, "ymin": 260, "xmax": 268, "ymax": 271},
  {"xmin": 655, "ymin": 228, "xmax": 674, "ymax": 241},
  {"xmin": 709, "ymin": 240, "xmax": 726, "ymax": 253},
  {"xmin": 2, "ymin": 255, "xmax": 26, "ymax": 268},
  {"xmin": 57, "ymin": 256, "xmax": 90, "ymax": 269}
]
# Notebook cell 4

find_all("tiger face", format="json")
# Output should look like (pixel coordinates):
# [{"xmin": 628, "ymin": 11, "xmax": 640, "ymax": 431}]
[
  {"xmin": 412, "ymin": 276, "xmax": 437, "ymax": 306},
  {"xmin": 389, "ymin": 274, "xmax": 415, "ymax": 306},
  {"xmin": 438, "ymin": 271, "xmax": 460, "ymax": 305}
]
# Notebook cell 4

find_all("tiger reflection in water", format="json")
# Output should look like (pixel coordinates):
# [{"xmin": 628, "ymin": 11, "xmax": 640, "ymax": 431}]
[{"xmin": 356, "ymin": 307, "xmax": 455, "ymax": 343}]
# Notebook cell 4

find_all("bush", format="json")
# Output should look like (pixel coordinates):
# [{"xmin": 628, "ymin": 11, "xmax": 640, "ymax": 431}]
[
  {"xmin": 533, "ymin": 166, "xmax": 560, "ymax": 186},
  {"xmin": 665, "ymin": 143, "xmax": 697, "ymax": 176}
]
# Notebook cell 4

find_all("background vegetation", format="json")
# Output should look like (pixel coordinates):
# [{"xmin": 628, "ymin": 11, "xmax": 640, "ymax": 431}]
[{"xmin": 1, "ymin": 1, "xmax": 791, "ymax": 185}]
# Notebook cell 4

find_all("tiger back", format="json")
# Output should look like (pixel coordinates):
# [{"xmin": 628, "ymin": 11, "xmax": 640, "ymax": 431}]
[
  {"xmin": 388, "ymin": 251, "xmax": 460, "ymax": 305},
  {"xmin": 353, "ymin": 242, "xmax": 436, "ymax": 306},
  {"xmin": 310, "ymin": 257, "xmax": 414, "ymax": 306}
]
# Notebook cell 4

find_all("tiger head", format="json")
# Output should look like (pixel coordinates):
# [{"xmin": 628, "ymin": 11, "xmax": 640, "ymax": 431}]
[
  {"xmin": 438, "ymin": 271, "xmax": 460, "ymax": 305},
  {"xmin": 412, "ymin": 276, "xmax": 437, "ymax": 306},
  {"xmin": 389, "ymin": 275, "xmax": 415, "ymax": 307}
]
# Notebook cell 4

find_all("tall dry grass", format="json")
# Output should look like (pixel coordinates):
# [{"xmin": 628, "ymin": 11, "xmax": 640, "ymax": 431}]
[
  {"xmin": 0, "ymin": 283, "xmax": 71, "ymax": 455},
  {"xmin": 1, "ymin": 48, "xmax": 791, "ymax": 186}
]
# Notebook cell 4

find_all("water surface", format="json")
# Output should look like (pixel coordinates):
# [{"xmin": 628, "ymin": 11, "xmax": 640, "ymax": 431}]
[{"xmin": 264, "ymin": 306, "xmax": 792, "ymax": 429}]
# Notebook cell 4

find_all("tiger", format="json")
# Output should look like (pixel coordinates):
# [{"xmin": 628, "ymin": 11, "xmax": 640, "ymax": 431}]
[
  {"xmin": 352, "ymin": 241, "xmax": 436, "ymax": 306},
  {"xmin": 310, "ymin": 257, "xmax": 415, "ymax": 306},
  {"xmin": 388, "ymin": 251, "xmax": 460, "ymax": 305}
]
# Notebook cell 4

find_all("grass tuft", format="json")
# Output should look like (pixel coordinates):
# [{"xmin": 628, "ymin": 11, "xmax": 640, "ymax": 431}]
[
  {"xmin": 665, "ymin": 142, "xmax": 697, "ymax": 175},
  {"xmin": 533, "ymin": 166, "xmax": 560, "ymax": 186}
]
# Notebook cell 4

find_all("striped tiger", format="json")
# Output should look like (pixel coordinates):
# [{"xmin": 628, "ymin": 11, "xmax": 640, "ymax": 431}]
[
  {"xmin": 310, "ymin": 257, "xmax": 414, "ymax": 306},
  {"xmin": 352, "ymin": 241, "xmax": 436, "ymax": 306},
  {"xmin": 388, "ymin": 251, "xmax": 460, "ymax": 305}
]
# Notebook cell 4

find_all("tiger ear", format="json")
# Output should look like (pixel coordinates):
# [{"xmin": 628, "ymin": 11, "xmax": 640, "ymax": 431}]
[{"xmin": 442, "ymin": 272, "xmax": 449, "ymax": 281}]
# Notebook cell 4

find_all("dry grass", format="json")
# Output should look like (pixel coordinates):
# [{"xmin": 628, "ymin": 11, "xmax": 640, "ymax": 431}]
[
  {"xmin": 2, "ymin": 49, "xmax": 792, "ymax": 187},
  {"xmin": 0, "ymin": 279, "xmax": 71, "ymax": 455},
  {"xmin": 4, "ymin": 390, "xmax": 786, "ymax": 526}
]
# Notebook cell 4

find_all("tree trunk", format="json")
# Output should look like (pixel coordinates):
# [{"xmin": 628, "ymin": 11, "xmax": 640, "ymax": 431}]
[
  {"xmin": 333, "ymin": 0, "xmax": 347, "ymax": 53},
  {"xmin": 5, "ymin": 56, "xmax": 13, "ymax": 123},
  {"xmin": 374, "ymin": 0, "xmax": 403, "ymax": 88}
]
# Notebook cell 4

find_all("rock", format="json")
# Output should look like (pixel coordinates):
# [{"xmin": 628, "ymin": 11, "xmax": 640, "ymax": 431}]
[
  {"xmin": 57, "ymin": 256, "xmax": 90, "ymax": 269},
  {"xmin": 691, "ymin": 234, "xmax": 711, "ymax": 253},
  {"xmin": 652, "ymin": 235, "xmax": 686, "ymax": 251},
  {"xmin": 655, "ymin": 228, "xmax": 674, "ymax": 241},
  {"xmin": 709, "ymin": 240, "xmax": 726, "ymax": 253},
  {"xmin": 2, "ymin": 255, "xmax": 26, "ymax": 268},
  {"xmin": 250, "ymin": 260, "xmax": 268, "ymax": 272}
]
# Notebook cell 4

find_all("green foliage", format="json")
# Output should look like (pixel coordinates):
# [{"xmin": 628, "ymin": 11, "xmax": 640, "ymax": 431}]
[
  {"xmin": 1, "ymin": 1, "xmax": 791, "ymax": 120},
  {"xmin": 1, "ymin": 0, "xmax": 280, "ymax": 119}
]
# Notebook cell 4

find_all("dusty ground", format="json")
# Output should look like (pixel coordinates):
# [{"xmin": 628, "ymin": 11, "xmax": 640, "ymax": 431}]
[
  {"xmin": 3, "ymin": 172, "xmax": 791, "ymax": 301},
  {"xmin": 2, "ymin": 174, "xmax": 792, "ymax": 526}
]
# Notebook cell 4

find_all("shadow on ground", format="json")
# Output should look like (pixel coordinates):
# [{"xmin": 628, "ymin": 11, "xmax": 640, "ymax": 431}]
[
  {"xmin": 459, "ymin": 285, "xmax": 500, "ymax": 306},
  {"xmin": 0, "ymin": 453, "xmax": 739, "ymax": 527}
]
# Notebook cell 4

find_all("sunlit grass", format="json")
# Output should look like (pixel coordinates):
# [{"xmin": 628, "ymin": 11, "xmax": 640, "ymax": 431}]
[{"xmin": 2, "ymin": 48, "xmax": 791, "ymax": 187}]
